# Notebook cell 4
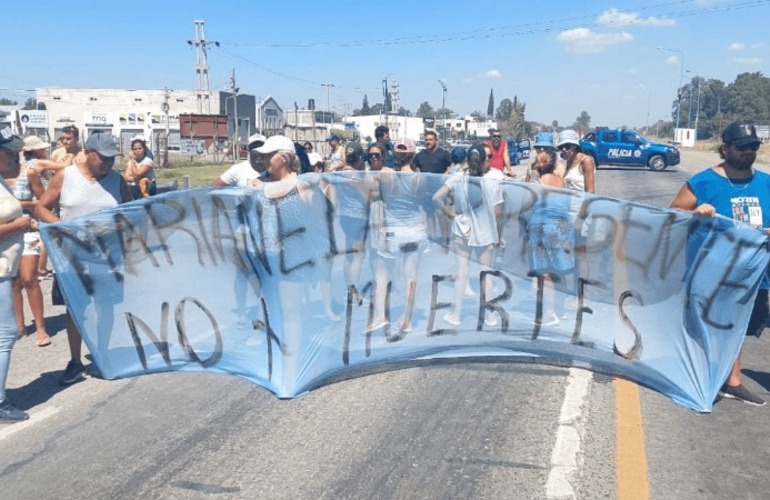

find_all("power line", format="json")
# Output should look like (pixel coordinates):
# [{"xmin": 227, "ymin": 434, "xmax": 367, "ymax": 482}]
[{"xmin": 219, "ymin": 0, "xmax": 769, "ymax": 49}]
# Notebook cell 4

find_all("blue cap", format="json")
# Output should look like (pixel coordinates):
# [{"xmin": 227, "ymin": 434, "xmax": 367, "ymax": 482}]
[
  {"xmin": 329, "ymin": 135, "xmax": 341, "ymax": 142},
  {"xmin": 534, "ymin": 132, "xmax": 554, "ymax": 148},
  {"xmin": 451, "ymin": 147, "xmax": 467, "ymax": 163}
]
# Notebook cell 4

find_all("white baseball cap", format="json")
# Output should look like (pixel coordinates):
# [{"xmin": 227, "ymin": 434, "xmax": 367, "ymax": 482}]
[{"xmin": 255, "ymin": 135, "xmax": 295, "ymax": 154}]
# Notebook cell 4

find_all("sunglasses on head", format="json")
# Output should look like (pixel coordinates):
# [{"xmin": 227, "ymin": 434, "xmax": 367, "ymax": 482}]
[{"xmin": 733, "ymin": 142, "xmax": 760, "ymax": 152}]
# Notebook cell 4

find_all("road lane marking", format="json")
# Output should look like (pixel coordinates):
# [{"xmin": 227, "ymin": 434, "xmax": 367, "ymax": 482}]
[
  {"xmin": 0, "ymin": 406, "xmax": 60, "ymax": 441},
  {"xmin": 546, "ymin": 367, "xmax": 591, "ymax": 499},
  {"xmin": 615, "ymin": 378, "xmax": 649, "ymax": 500}
]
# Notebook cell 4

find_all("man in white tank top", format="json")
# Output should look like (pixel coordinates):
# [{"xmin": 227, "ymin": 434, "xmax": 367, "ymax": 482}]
[{"xmin": 36, "ymin": 132, "xmax": 132, "ymax": 386}]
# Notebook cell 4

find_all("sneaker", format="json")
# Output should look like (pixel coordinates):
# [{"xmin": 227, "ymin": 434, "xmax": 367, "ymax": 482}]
[
  {"xmin": 60, "ymin": 360, "xmax": 86, "ymax": 386},
  {"xmin": 484, "ymin": 314, "xmax": 498, "ymax": 327},
  {"xmin": 0, "ymin": 399, "xmax": 29, "ymax": 422},
  {"xmin": 719, "ymin": 383, "xmax": 766, "ymax": 407},
  {"xmin": 443, "ymin": 312, "xmax": 461, "ymax": 326},
  {"xmin": 535, "ymin": 314, "xmax": 560, "ymax": 327}
]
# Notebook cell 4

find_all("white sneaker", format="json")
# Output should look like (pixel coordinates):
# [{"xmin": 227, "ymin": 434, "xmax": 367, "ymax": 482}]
[
  {"xmin": 484, "ymin": 314, "xmax": 498, "ymax": 327},
  {"xmin": 443, "ymin": 312, "xmax": 461, "ymax": 326}
]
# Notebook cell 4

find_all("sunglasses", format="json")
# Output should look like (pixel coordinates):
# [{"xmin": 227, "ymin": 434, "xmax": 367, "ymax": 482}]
[
  {"xmin": 733, "ymin": 142, "xmax": 760, "ymax": 152},
  {"xmin": 369, "ymin": 153, "xmax": 382, "ymax": 159},
  {"xmin": 492, "ymin": 135, "xmax": 502, "ymax": 139},
  {"xmin": 558, "ymin": 144, "xmax": 575, "ymax": 151}
]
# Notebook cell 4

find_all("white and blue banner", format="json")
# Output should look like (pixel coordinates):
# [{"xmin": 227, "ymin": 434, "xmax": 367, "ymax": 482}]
[{"xmin": 40, "ymin": 172, "xmax": 770, "ymax": 412}]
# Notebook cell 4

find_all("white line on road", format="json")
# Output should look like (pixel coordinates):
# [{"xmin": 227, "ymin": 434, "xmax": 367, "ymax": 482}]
[
  {"xmin": 0, "ymin": 406, "xmax": 60, "ymax": 441},
  {"xmin": 545, "ymin": 367, "xmax": 592, "ymax": 499}
]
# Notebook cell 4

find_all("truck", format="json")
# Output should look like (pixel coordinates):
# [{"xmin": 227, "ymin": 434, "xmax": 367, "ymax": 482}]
[{"xmin": 579, "ymin": 129, "xmax": 680, "ymax": 171}]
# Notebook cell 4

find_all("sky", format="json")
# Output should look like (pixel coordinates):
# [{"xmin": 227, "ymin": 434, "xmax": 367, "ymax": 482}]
[{"xmin": 2, "ymin": 0, "xmax": 769, "ymax": 130}]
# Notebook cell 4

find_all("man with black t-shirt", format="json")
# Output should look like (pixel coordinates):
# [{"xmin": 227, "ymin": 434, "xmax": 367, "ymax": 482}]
[{"xmin": 413, "ymin": 130, "xmax": 451, "ymax": 174}]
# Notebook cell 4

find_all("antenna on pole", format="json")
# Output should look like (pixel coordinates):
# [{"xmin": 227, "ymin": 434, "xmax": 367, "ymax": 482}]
[{"xmin": 187, "ymin": 20, "xmax": 219, "ymax": 114}]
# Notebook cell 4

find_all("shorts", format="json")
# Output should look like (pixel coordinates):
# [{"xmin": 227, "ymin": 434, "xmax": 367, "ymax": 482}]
[
  {"xmin": 377, "ymin": 224, "xmax": 427, "ymax": 259},
  {"xmin": 746, "ymin": 289, "xmax": 769, "ymax": 338},
  {"xmin": 22, "ymin": 231, "xmax": 42, "ymax": 257}
]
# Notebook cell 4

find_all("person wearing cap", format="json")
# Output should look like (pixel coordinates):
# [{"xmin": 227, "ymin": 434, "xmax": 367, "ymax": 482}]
[
  {"xmin": 213, "ymin": 133, "xmax": 268, "ymax": 187},
  {"xmin": 485, "ymin": 129, "xmax": 513, "ymax": 177},
  {"xmin": 0, "ymin": 124, "xmax": 37, "ymax": 421},
  {"xmin": 35, "ymin": 131, "xmax": 132, "ymax": 386},
  {"xmin": 392, "ymin": 136, "xmax": 417, "ymax": 172},
  {"xmin": 123, "ymin": 137, "xmax": 156, "ymax": 198},
  {"xmin": 327, "ymin": 135, "xmax": 346, "ymax": 171},
  {"xmin": 4, "ymin": 137, "xmax": 54, "ymax": 348},
  {"xmin": 367, "ymin": 135, "xmax": 428, "ymax": 337},
  {"xmin": 558, "ymin": 129, "xmax": 595, "ymax": 194},
  {"xmin": 527, "ymin": 131, "xmax": 558, "ymax": 183},
  {"xmin": 670, "ymin": 121, "xmax": 768, "ymax": 406},
  {"xmin": 448, "ymin": 147, "xmax": 468, "ymax": 175},
  {"xmin": 413, "ymin": 130, "xmax": 452, "ymax": 174}
]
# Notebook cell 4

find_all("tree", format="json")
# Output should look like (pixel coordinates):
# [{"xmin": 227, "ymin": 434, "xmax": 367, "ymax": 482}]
[
  {"xmin": 416, "ymin": 101, "xmax": 436, "ymax": 119},
  {"xmin": 487, "ymin": 89, "xmax": 494, "ymax": 118},
  {"xmin": 470, "ymin": 110, "xmax": 486, "ymax": 121},
  {"xmin": 495, "ymin": 96, "xmax": 528, "ymax": 139},
  {"xmin": 572, "ymin": 111, "xmax": 591, "ymax": 132},
  {"xmin": 23, "ymin": 98, "xmax": 37, "ymax": 110},
  {"xmin": 370, "ymin": 103, "xmax": 384, "ymax": 115},
  {"xmin": 352, "ymin": 94, "xmax": 371, "ymax": 116},
  {"xmin": 396, "ymin": 106, "xmax": 412, "ymax": 117},
  {"xmin": 0, "ymin": 98, "xmax": 17, "ymax": 106}
]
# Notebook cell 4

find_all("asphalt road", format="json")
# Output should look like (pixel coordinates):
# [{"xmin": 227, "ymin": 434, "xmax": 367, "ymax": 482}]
[{"xmin": 1, "ymin": 148, "xmax": 769, "ymax": 499}]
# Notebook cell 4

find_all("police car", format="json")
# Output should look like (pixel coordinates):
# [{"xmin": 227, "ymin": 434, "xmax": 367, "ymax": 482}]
[{"xmin": 580, "ymin": 129, "xmax": 680, "ymax": 171}]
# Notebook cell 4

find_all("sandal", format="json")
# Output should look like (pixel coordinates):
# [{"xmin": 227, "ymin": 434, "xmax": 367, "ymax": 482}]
[{"xmin": 36, "ymin": 336, "xmax": 52, "ymax": 347}]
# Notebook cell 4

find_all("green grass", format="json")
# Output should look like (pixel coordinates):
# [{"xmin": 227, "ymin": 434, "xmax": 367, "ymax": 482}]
[{"xmin": 148, "ymin": 158, "xmax": 227, "ymax": 187}]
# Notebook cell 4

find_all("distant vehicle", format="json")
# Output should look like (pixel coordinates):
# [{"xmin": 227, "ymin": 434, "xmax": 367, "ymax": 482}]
[
  {"xmin": 518, "ymin": 139, "xmax": 531, "ymax": 159},
  {"xmin": 580, "ymin": 129, "xmax": 680, "ymax": 171},
  {"xmin": 505, "ymin": 138, "xmax": 531, "ymax": 165},
  {"xmin": 415, "ymin": 140, "xmax": 427, "ymax": 153},
  {"xmin": 450, "ymin": 140, "xmax": 472, "ymax": 149}
]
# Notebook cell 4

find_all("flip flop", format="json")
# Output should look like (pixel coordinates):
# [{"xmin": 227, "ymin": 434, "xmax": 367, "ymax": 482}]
[{"xmin": 36, "ymin": 337, "xmax": 52, "ymax": 347}]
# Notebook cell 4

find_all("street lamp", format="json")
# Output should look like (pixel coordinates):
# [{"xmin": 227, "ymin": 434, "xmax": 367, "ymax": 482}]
[
  {"xmin": 657, "ymin": 46, "xmax": 684, "ymax": 142},
  {"xmin": 636, "ymin": 85, "xmax": 651, "ymax": 135},
  {"xmin": 686, "ymin": 69, "xmax": 702, "ymax": 142},
  {"xmin": 438, "ymin": 80, "xmax": 447, "ymax": 142}
]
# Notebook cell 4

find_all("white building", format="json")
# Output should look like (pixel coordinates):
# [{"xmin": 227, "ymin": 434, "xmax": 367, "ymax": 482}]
[{"xmin": 343, "ymin": 114, "xmax": 425, "ymax": 143}]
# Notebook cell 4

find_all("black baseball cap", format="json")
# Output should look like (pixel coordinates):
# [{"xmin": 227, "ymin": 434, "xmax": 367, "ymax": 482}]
[
  {"xmin": 722, "ymin": 122, "xmax": 761, "ymax": 147},
  {"xmin": 0, "ymin": 123, "xmax": 23, "ymax": 151}
]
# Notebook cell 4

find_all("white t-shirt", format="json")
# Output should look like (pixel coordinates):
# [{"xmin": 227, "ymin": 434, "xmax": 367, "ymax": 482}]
[
  {"xmin": 444, "ymin": 175, "xmax": 503, "ymax": 247},
  {"xmin": 483, "ymin": 169, "xmax": 505, "ymax": 181},
  {"xmin": 218, "ymin": 160, "xmax": 260, "ymax": 187}
]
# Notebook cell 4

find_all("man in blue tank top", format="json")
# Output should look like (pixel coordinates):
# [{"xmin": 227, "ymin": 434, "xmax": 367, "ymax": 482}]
[{"xmin": 670, "ymin": 121, "xmax": 769, "ymax": 406}]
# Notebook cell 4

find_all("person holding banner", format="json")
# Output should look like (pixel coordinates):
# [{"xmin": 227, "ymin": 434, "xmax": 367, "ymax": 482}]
[
  {"xmin": 366, "ymin": 137, "xmax": 427, "ymax": 337},
  {"xmin": 432, "ymin": 143, "xmax": 504, "ymax": 327},
  {"xmin": 0, "ymin": 125, "xmax": 35, "ymax": 421},
  {"xmin": 35, "ymin": 132, "xmax": 132, "ymax": 386},
  {"xmin": 670, "ymin": 122, "xmax": 769, "ymax": 407},
  {"xmin": 527, "ymin": 150, "xmax": 574, "ymax": 326}
]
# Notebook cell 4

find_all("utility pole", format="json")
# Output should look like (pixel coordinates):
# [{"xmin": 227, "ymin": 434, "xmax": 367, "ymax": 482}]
[
  {"xmin": 187, "ymin": 20, "xmax": 219, "ymax": 114},
  {"xmin": 230, "ymin": 69, "xmax": 239, "ymax": 160},
  {"xmin": 382, "ymin": 76, "xmax": 389, "ymax": 128},
  {"xmin": 438, "ymin": 80, "xmax": 447, "ymax": 142},
  {"xmin": 322, "ymin": 83, "xmax": 334, "ymax": 124},
  {"xmin": 161, "ymin": 87, "xmax": 170, "ymax": 167}
]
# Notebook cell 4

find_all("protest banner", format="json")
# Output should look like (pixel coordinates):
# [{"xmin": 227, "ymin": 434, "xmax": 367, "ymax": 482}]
[{"xmin": 40, "ymin": 172, "xmax": 770, "ymax": 412}]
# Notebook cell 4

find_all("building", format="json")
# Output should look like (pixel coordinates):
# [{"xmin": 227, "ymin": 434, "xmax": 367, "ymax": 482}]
[
  {"xmin": 34, "ymin": 87, "xmax": 265, "ymax": 154},
  {"xmin": 256, "ymin": 96, "xmax": 284, "ymax": 137}
]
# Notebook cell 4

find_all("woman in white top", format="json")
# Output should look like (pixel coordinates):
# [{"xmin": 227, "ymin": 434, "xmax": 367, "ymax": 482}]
[
  {"xmin": 433, "ymin": 143, "xmax": 504, "ymax": 327},
  {"xmin": 557, "ymin": 130, "xmax": 595, "ymax": 194},
  {"xmin": 123, "ymin": 138, "xmax": 156, "ymax": 198}
]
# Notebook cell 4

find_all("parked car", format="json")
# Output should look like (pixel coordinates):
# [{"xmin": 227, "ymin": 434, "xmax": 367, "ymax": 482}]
[{"xmin": 580, "ymin": 129, "xmax": 680, "ymax": 171}]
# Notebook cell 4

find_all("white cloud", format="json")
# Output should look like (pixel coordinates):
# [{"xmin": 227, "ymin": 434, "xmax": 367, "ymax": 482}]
[
  {"xmin": 731, "ymin": 57, "xmax": 762, "ymax": 65},
  {"xmin": 557, "ymin": 28, "xmax": 633, "ymax": 53},
  {"xmin": 627, "ymin": 67, "xmax": 639, "ymax": 75},
  {"xmin": 665, "ymin": 55, "xmax": 680, "ymax": 66},
  {"xmin": 485, "ymin": 69, "xmax": 502, "ymax": 79},
  {"xmin": 728, "ymin": 42, "xmax": 746, "ymax": 51},
  {"xmin": 597, "ymin": 8, "xmax": 675, "ymax": 27}
]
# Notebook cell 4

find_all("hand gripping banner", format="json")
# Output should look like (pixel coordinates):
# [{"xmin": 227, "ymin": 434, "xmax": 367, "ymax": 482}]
[{"xmin": 40, "ymin": 172, "xmax": 770, "ymax": 412}]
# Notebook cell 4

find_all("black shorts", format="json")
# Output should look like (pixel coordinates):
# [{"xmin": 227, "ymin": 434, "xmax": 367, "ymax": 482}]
[
  {"xmin": 746, "ymin": 289, "xmax": 769, "ymax": 338},
  {"xmin": 51, "ymin": 276, "xmax": 65, "ymax": 306}
]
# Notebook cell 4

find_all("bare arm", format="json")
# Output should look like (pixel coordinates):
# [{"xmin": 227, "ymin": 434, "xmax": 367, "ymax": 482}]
[
  {"xmin": 0, "ymin": 215, "xmax": 32, "ymax": 240},
  {"xmin": 581, "ymin": 155, "xmax": 596, "ymax": 193},
  {"xmin": 670, "ymin": 182, "xmax": 715, "ymax": 216},
  {"xmin": 35, "ymin": 171, "xmax": 64, "ymax": 223}
]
